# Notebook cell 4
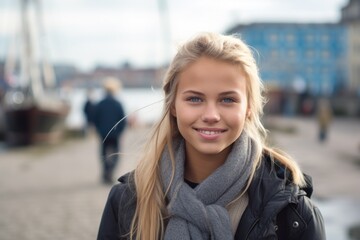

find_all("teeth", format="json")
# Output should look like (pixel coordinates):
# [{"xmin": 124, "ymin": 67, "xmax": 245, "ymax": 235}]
[{"xmin": 198, "ymin": 130, "xmax": 222, "ymax": 135}]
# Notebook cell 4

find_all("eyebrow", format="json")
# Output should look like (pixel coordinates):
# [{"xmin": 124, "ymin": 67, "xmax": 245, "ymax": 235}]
[
  {"xmin": 181, "ymin": 90, "xmax": 204, "ymax": 95},
  {"xmin": 181, "ymin": 90, "xmax": 240, "ymax": 96},
  {"xmin": 219, "ymin": 91, "xmax": 241, "ymax": 96}
]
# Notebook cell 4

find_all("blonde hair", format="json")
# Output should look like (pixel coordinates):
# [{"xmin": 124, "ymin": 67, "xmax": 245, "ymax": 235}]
[
  {"xmin": 103, "ymin": 76, "xmax": 122, "ymax": 94},
  {"xmin": 130, "ymin": 32, "xmax": 305, "ymax": 240}
]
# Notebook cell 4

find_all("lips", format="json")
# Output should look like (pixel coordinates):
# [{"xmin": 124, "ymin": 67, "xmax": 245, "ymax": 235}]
[
  {"xmin": 194, "ymin": 128, "xmax": 227, "ymax": 137},
  {"xmin": 197, "ymin": 129, "xmax": 224, "ymax": 135}
]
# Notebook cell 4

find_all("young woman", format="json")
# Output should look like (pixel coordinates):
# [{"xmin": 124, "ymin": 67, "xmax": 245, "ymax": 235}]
[{"xmin": 97, "ymin": 32, "xmax": 325, "ymax": 240}]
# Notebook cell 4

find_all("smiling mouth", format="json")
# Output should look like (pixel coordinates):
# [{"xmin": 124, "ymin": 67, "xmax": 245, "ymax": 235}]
[{"xmin": 195, "ymin": 128, "xmax": 226, "ymax": 135}]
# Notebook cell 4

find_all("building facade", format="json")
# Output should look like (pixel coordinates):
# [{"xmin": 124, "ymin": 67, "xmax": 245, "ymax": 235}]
[
  {"xmin": 341, "ymin": 0, "xmax": 360, "ymax": 91},
  {"xmin": 226, "ymin": 23, "xmax": 348, "ymax": 96}
]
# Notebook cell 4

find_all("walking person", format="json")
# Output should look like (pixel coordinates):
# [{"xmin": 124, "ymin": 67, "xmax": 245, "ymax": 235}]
[
  {"xmin": 83, "ymin": 89, "xmax": 96, "ymax": 136},
  {"xmin": 94, "ymin": 77, "xmax": 127, "ymax": 184},
  {"xmin": 316, "ymin": 97, "xmax": 332, "ymax": 143},
  {"xmin": 98, "ymin": 33, "xmax": 325, "ymax": 239}
]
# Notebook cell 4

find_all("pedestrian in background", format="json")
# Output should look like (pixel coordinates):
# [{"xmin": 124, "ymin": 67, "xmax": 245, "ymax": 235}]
[
  {"xmin": 93, "ymin": 77, "xmax": 127, "ymax": 184},
  {"xmin": 98, "ymin": 33, "xmax": 325, "ymax": 239},
  {"xmin": 83, "ymin": 89, "xmax": 96, "ymax": 136},
  {"xmin": 316, "ymin": 97, "xmax": 332, "ymax": 142}
]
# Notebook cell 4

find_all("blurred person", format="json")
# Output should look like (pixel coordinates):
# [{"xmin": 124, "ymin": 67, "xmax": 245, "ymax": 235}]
[
  {"xmin": 83, "ymin": 89, "xmax": 96, "ymax": 136},
  {"xmin": 94, "ymin": 77, "xmax": 127, "ymax": 184},
  {"xmin": 316, "ymin": 97, "xmax": 332, "ymax": 142},
  {"xmin": 98, "ymin": 33, "xmax": 325, "ymax": 239}
]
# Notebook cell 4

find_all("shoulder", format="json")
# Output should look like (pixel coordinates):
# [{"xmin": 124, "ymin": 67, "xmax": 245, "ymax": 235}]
[
  {"xmin": 251, "ymin": 153, "xmax": 290, "ymax": 188},
  {"xmin": 277, "ymin": 193, "xmax": 325, "ymax": 239},
  {"xmin": 246, "ymin": 154, "xmax": 325, "ymax": 239},
  {"xmin": 260, "ymin": 153, "xmax": 314, "ymax": 196},
  {"xmin": 106, "ymin": 96, "xmax": 124, "ymax": 109},
  {"xmin": 100, "ymin": 172, "xmax": 137, "ymax": 237},
  {"xmin": 107, "ymin": 172, "xmax": 137, "ymax": 220},
  {"xmin": 288, "ymin": 173, "xmax": 325, "ymax": 238},
  {"xmin": 269, "ymin": 159, "xmax": 325, "ymax": 239},
  {"xmin": 97, "ymin": 95, "xmax": 113, "ymax": 104},
  {"xmin": 109, "ymin": 172, "xmax": 137, "ymax": 208},
  {"xmin": 98, "ymin": 172, "xmax": 137, "ymax": 239}
]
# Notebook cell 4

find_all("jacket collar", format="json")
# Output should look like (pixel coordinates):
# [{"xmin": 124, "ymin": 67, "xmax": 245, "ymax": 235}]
[{"xmin": 235, "ymin": 154, "xmax": 312, "ymax": 239}]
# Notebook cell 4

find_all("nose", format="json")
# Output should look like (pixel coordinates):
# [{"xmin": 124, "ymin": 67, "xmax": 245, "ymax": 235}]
[{"xmin": 201, "ymin": 103, "xmax": 220, "ymax": 123}]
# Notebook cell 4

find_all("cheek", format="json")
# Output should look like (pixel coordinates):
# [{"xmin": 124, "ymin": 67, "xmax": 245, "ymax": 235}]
[
  {"xmin": 224, "ymin": 107, "xmax": 247, "ymax": 128},
  {"xmin": 174, "ymin": 99, "xmax": 198, "ymax": 117},
  {"xmin": 228, "ymin": 103, "xmax": 247, "ymax": 118},
  {"xmin": 172, "ymin": 97, "xmax": 182, "ymax": 117},
  {"xmin": 176, "ymin": 108, "xmax": 194, "ymax": 126},
  {"xmin": 230, "ymin": 113, "xmax": 246, "ymax": 126}
]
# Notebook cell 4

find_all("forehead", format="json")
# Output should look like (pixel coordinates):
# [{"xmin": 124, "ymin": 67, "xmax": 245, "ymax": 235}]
[{"xmin": 177, "ymin": 57, "xmax": 247, "ymax": 92}]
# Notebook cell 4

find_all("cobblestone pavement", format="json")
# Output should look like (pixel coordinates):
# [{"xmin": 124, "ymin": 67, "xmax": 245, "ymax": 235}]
[
  {"xmin": 0, "ymin": 127, "xmax": 145, "ymax": 240},
  {"xmin": 0, "ymin": 117, "xmax": 359, "ymax": 240}
]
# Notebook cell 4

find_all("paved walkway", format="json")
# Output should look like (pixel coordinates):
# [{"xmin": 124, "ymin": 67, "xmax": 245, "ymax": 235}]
[
  {"xmin": 0, "ymin": 117, "xmax": 359, "ymax": 240},
  {"xmin": 0, "ymin": 127, "xmax": 144, "ymax": 240}
]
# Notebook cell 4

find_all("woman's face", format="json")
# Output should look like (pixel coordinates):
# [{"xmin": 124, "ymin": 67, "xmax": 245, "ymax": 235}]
[{"xmin": 172, "ymin": 57, "xmax": 249, "ymax": 160}]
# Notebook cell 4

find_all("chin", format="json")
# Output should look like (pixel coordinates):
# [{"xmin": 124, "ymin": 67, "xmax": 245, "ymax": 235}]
[{"xmin": 197, "ymin": 146, "xmax": 227, "ymax": 155}]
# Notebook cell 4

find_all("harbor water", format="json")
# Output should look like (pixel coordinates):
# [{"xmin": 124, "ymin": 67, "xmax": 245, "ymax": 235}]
[{"xmin": 64, "ymin": 87, "xmax": 164, "ymax": 130}]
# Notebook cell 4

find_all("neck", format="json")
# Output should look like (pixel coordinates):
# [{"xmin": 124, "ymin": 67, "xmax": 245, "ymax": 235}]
[{"xmin": 184, "ymin": 146, "xmax": 232, "ymax": 183}]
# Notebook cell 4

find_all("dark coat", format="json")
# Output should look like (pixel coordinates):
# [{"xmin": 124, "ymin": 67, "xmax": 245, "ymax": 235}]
[
  {"xmin": 83, "ymin": 99, "xmax": 95, "ymax": 124},
  {"xmin": 93, "ymin": 94, "xmax": 126, "ymax": 140},
  {"xmin": 97, "ymin": 155, "xmax": 325, "ymax": 240}
]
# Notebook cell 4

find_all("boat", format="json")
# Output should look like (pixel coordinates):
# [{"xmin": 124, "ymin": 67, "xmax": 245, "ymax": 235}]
[
  {"xmin": 4, "ymin": 89, "xmax": 69, "ymax": 146},
  {"xmin": 3, "ymin": 0, "xmax": 69, "ymax": 146}
]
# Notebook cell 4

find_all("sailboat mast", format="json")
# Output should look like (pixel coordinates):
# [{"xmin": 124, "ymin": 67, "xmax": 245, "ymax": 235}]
[
  {"xmin": 36, "ymin": 0, "xmax": 56, "ymax": 89},
  {"xmin": 20, "ymin": 0, "xmax": 42, "ymax": 97}
]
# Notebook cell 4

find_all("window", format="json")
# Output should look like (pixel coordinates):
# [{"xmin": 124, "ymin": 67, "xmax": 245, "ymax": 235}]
[
  {"xmin": 321, "ymin": 34, "xmax": 329, "ymax": 43},
  {"xmin": 322, "ymin": 51, "xmax": 330, "ymax": 59},
  {"xmin": 286, "ymin": 34, "xmax": 295, "ymax": 42},
  {"xmin": 306, "ymin": 34, "xmax": 314, "ymax": 42},
  {"xmin": 269, "ymin": 34, "xmax": 278, "ymax": 42},
  {"xmin": 306, "ymin": 50, "xmax": 314, "ymax": 58},
  {"xmin": 287, "ymin": 50, "xmax": 296, "ymax": 58}
]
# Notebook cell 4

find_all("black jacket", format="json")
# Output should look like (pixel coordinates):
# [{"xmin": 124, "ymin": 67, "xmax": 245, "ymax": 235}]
[
  {"xmin": 93, "ymin": 94, "xmax": 126, "ymax": 140},
  {"xmin": 83, "ymin": 99, "xmax": 95, "ymax": 124},
  {"xmin": 97, "ymin": 155, "xmax": 325, "ymax": 239}
]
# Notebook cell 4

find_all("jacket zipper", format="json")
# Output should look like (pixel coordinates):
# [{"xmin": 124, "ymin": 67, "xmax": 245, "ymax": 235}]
[{"xmin": 245, "ymin": 218, "xmax": 260, "ymax": 240}]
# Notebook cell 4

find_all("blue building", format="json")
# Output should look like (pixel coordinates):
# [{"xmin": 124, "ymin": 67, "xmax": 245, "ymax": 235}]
[{"xmin": 226, "ymin": 23, "xmax": 348, "ymax": 96}]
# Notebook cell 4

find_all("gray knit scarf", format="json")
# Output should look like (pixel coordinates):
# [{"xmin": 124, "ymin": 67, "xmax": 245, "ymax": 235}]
[{"xmin": 160, "ymin": 132, "xmax": 257, "ymax": 240}]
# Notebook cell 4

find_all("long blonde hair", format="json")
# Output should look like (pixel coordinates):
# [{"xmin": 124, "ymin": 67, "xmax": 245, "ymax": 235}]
[{"xmin": 130, "ymin": 32, "xmax": 305, "ymax": 240}]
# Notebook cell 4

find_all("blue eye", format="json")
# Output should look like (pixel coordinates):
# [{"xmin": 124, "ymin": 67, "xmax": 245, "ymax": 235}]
[
  {"xmin": 222, "ymin": 98, "xmax": 235, "ymax": 103},
  {"xmin": 187, "ymin": 96, "xmax": 202, "ymax": 102}
]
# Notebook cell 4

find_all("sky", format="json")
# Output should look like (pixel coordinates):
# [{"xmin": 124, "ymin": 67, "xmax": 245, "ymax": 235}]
[{"xmin": 0, "ymin": 0, "xmax": 349, "ymax": 71}]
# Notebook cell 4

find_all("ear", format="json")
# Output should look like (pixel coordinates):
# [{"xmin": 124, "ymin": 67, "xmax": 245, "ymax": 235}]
[
  {"xmin": 171, "ymin": 104, "xmax": 177, "ymax": 117},
  {"xmin": 246, "ymin": 108, "xmax": 251, "ymax": 119}
]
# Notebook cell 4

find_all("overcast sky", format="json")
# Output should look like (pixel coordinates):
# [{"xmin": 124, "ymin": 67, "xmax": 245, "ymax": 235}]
[{"xmin": 0, "ymin": 0, "xmax": 349, "ymax": 71}]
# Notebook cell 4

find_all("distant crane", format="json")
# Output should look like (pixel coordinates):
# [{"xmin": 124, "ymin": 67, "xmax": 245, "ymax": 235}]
[{"xmin": 158, "ymin": 0, "xmax": 172, "ymax": 66}]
